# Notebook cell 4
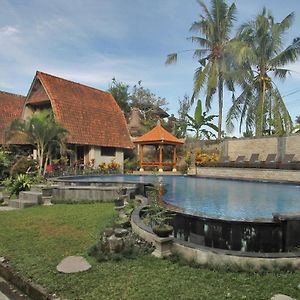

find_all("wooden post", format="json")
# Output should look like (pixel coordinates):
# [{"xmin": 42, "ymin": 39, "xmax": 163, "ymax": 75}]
[
  {"xmin": 139, "ymin": 145, "xmax": 144, "ymax": 172},
  {"xmin": 159, "ymin": 144, "xmax": 163, "ymax": 172},
  {"xmin": 173, "ymin": 145, "xmax": 177, "ymax": 172}
]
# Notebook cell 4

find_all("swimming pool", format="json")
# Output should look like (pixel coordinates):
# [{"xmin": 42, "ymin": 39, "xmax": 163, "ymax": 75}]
[{"xmin": 58, "ymin": 175, "xmax": 300, "ymax": 221}]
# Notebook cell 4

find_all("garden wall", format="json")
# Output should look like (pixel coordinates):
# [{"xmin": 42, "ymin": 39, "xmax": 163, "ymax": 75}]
[{"xmin": 221, "ymin": 134, "xmax": 300, "ymax": 161}]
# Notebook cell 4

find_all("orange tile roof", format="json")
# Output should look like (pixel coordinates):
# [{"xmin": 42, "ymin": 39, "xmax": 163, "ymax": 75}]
[
  {"xmin": 0, "ymin": 91, "xmax": 25, "ymax": 144},
  {"xmin": 133, "ymin": 122, "xmax": 184, "ymax": 145},
  {"xmin": 27, "ymin": 80, "xmax": 49, "ymax": 104},
  {"xmin": 31, "ymin": 71, "xmax": 133, "ymax": 149}
]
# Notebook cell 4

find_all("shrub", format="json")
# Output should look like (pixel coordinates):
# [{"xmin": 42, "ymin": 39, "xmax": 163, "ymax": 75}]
[
  {"xmin": 0, "ymin": 149, "xmax": 11, "ymax": 180},
  {"xmin": 124, "ymin": 158, "xmax": 139, "ymax": 173},
  {"xmin": 195, "ymin": 150, "xmax": 219, "ymax": 166},
  {"xmin": 10, "ymin": 156, "xmax": 38, "ymax": 177},
  {"xmin": 2, "ymin": 174, "xmax": 33, "ymax": 197}
]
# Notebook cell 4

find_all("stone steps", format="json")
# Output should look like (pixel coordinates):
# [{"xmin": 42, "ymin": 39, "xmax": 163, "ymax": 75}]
[
  {"xmin": 8, "ymin": 190, "xmax": 44, "ymax": 209},
  {"xmin": 9, "ymin": 199, "xmax": 37, "ymax": 209}
]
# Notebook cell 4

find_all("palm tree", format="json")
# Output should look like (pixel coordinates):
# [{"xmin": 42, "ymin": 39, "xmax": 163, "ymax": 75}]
[
  {"xmin": 226, "ymin": 9, "xmax": 300, "ymax": 136},
  {"xmin": 166, "ymin": 0, "xmax": 237, "ymax": 139},
  {"xmin": 6, "ymin": 111, "xmax": 68, "ymax": 176},
  {"xmin": 186, "ymin": 100, "xmax": 218, "ymax": 139}
]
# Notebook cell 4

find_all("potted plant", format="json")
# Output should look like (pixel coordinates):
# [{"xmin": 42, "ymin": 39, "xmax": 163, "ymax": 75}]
[{"xmin": 148, "ymin": 204, "xmax": 174, "ymax": 238}]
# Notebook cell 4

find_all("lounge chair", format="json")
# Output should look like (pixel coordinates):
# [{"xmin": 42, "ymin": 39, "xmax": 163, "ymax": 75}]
[
  {"xmin": 278, "ymin": 154, "xmax": 295, "ymax": 170},
  {"xmin": 216, "ymin": 156, "xmax": 230, "ymax": 167},
  {"xmin": 262, "ymin": 154, "xmax": 277, "ymax": 169},
  {"xmin": 235, "ymin": 153, "xmax": 260, "ymax": 168},
  {"xmin": 229, "ymin": 155, "xmax": 246, "ymax": 168},
  {"xmin": 246, "ymin": 153, "xmax": 260, "ymax": 168}
]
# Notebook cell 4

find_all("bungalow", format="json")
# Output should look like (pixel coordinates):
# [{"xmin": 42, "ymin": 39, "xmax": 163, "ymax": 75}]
[{"xmin": 0, "ymin": 71, "xmax": 133, "ymax": 171}]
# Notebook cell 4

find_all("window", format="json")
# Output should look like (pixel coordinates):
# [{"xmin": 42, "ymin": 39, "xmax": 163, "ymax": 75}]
[{"xmin": 101, "ymin": 147, "xmax": 116, "ymax": 156}]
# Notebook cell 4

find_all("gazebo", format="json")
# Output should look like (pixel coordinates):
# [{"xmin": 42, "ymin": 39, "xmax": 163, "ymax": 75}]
[{"xmin": 133, "ymin": 121, "xmax": 184, "ymax": 172}]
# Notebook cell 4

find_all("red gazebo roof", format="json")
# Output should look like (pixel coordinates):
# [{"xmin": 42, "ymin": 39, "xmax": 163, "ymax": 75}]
[{"xmin": 133, "ymin": 121, "xmax": 184, "ymax": 145}]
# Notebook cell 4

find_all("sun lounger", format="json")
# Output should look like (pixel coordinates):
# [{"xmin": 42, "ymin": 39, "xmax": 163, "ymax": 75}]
[
  {"xmin": 229, "ymin": 155, "xmax": 246, "ymax": 168},
  {"xmin": 235, "ymin": 153, "xmax": 260, "ymax": 168},
  {"xmin": 262, "ymin": 154, "xmax": 277, "ymax": 169},
  {"xmin": 278, "ymin": 154, "xmax": 295, "ymax": 170}
]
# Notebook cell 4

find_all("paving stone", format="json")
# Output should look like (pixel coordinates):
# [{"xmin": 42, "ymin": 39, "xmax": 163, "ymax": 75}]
[
  {"xmin": 271, "ymin": 294, "xmax": 296, "ymax": 300},
  {"xmin": 56, "ymin": 256, "xmax": 91, "ymax": 274}
]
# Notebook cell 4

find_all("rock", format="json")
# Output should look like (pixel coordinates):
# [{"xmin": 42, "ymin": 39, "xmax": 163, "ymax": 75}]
[
  {"xmin": 271, "ymin": 294, "xmax": 296, "ymax": 300},
  {"xmin": 0, "ymin": 257, "xmax": 5, "ymax": 263},
  {"xmin": 57, "ymin": 256, "xmax": 91, "ymax": 273},
  {"xmin": 114, "ymin": 228, "xmax": 129, "ymax": 238},
  {"xmin": 107, "ymin": 235, "xmax": 124, "ymax": 253},
  {"xmin": 103, "ymin": 228, "xmax": 114, "ymax": 237}
]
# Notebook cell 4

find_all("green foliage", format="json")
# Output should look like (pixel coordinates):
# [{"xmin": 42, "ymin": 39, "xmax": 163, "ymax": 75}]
[
  {"xmin": 2, "ymin": 205, "xmax": 300, "ymax": 299},
  {"xmin": 88, "ymin": 231, "xmax": 154, "ymax": 262},
  {"xmin": 6, "ymin": 110, "xmax": 68, "ymax": 176},
  {"xmin": 176, "ymin": 94, "xmax": 192, "ymax": 138},
  {"xmin": 10, "ymin": 156, "xmax": 37, "ymax": 177},
  {"xmin": 2, "ymin": 174, "xmax": 32, "ymax": 197},
  {"xmin": 108, "ymin": 78, "xmax": 131, "ymax": 115},
  {"xmin": 143, "ymin": 185, "xmax": 174, "ymax": 228},
  {"xmin": 166, "ymin": 0, "xmax": 237, "ymax": 139},
  {"xmin": 186, "ymin": 100, "xmax": 218, "ymax": 139},
  {"xmin": 0, "ymin": 148, "xmax": 11, "ymax": 180},
  {"xmin": 124, "ymin": 158, "xmax": 139, "ymax": 173},
  {"xmin": 227, "ymin": 8, "xmax": 299, "ymax": 136}
]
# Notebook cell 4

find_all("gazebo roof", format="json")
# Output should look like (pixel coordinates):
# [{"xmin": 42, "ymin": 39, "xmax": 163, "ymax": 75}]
[{"xmin": 133, "ymin": 121, "xmax": 184, "ymax": 145}]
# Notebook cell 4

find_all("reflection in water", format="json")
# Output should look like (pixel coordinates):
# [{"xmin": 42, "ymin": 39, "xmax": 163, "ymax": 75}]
[{"xmin": 68, "ymin": 175, "xmax": 300, "ymax": 221}]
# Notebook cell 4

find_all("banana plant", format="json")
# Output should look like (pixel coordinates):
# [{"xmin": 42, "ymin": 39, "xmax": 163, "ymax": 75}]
[{"xmin": 186, "ymin": 100, "xmax": 218, "ymax": 139}]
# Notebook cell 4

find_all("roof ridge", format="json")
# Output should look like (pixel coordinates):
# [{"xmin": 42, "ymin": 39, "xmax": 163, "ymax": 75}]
[
  {"xmin": 36, "ymin": 71, "xmax": 111, "ymax": 95},
  {"xmin": 0, "ymin": 90, "xmax": 25, "ymax": 98}
]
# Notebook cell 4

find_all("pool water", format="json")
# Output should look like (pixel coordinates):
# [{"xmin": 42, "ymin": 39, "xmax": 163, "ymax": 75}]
[{"xmin": 67, "ymin": 175, "xmax": 300, "ymax": 221}]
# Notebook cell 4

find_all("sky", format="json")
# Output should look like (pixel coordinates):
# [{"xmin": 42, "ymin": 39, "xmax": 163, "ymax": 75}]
[{"xmin": 0, "ymin": 0, "xmax": 300, "ymax": 135}]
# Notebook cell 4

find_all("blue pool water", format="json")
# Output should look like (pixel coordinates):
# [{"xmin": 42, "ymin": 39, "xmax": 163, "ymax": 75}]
[{"xmin": 65, "ymin": 175, "xmax": 300, "ymax": 221}]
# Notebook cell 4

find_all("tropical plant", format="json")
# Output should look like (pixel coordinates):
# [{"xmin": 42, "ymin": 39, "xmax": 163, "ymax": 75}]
[
  {"xmin": 2, "ymin": 174, "xmax": 32, "ymax": 197},
  {"xmin": 5, "ymin": 110, "xmax": 68, "ymax": 176},
  {"xmin": 226, "ymin": 9, "xmax": 300, "ymax": 136},
  {"xmin": 186, "ymin": 100, "xmax": 218, "ymax": 139},
  {"xmin": 0, "ymin": 148, "xmax": 11, "ymax": 180},
  {"xmin": 166, "ymin": 0, "xmax": 237, "ymax": 139}
]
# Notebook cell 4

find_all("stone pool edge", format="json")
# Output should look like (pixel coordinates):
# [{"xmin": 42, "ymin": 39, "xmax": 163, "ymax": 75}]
[{"xmin": 131, "ymin": 204, "xmax": 300, "ymax": 271}]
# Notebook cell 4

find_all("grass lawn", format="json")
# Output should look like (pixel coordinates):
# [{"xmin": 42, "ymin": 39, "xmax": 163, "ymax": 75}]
[{"xmin": 1, "ymin": 204, "xmax": 300, "ymax": 300}]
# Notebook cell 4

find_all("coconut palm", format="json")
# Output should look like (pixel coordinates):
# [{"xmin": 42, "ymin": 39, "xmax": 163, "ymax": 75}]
[
  {"xmin": 166, "ymin": 0, "xmax": 237, "ymax": 139},
  {"xmin": 226, "ymin": 9, "xmax": 300, "ymax": 136},
  {"xmin": 186, "ymin": 100, "xmax": 218, "ymax": 139},
  {"xmin": 5, "ymin": 110, "xmax": 68, "ymax": 176}
]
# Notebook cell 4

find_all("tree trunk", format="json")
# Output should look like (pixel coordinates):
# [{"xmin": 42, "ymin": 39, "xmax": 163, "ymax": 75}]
[
  {"xmin": 43, "ymin": 152, "xmax": 50, "ymax": 176},
  {"xmin": 217, "ymin": 75, "xmax": 224, "ymax": 140},
  {"xmin": 256, "ymin": 79, "xmax": 266, "ymax": 136}
]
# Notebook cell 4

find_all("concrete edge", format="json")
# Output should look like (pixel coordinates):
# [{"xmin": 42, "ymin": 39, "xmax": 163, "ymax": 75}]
[
  {"xmin": 0, "ymin": 260, "xmax": 56, "ymax": 300},
  {"xmin": 131, "ymin": 206, "xmax": 300, "ymax": 271}
]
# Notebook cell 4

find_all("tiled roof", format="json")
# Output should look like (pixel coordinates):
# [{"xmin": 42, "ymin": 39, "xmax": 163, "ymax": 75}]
[
  {"xmin": 0, "ymin": 91, "xmax": 25, "ymax": 144},
  {"xmin": 133, "ymin": 122, "xmax": 184, "ymax": 145},
  {"xmin": 27, "ymin": 80, "xmax": 49, "ymax": 104},
  {"xmin": 34, "ymin": 71, "xmax": 133, "ymax": 149}
]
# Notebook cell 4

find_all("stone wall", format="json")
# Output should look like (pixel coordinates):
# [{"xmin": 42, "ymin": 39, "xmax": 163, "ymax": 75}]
[{"xmin": 222, "ymin": 134, "xmax": 300, "ymax": 161}]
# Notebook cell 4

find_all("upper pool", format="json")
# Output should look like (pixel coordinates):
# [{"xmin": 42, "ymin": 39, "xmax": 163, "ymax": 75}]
[{"xmin": 58, "ymin": 175, "xmax": 300, "ymax": 221}]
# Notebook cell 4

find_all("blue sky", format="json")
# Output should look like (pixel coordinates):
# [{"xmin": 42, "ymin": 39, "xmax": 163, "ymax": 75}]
[{"xmin": 0, "ymin": 0, "xmax": 300, "ymax": 134}]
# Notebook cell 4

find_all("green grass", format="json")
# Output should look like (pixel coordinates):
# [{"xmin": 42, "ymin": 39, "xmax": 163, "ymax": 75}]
[{"xmin": 1, "ymin": 204, "xmax": 300, "ymax": 300}]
